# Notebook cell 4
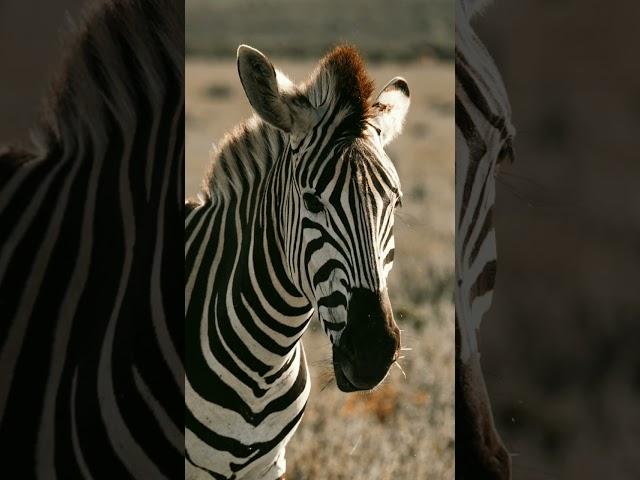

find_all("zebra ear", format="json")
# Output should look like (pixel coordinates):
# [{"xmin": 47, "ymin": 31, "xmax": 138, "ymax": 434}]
[
  {"xmin": 237, "ymin": 45, "xmax": 314, "ymax": 135},
  {"xmin": 371, "ymin": 77, "xmax": 410, "ymax": 146}
]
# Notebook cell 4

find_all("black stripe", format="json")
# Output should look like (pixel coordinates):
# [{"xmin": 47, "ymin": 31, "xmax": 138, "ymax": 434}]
[
  {"xmin": 469, "ymin": 260, "xmax": 497, "ymax": 302},
  {"xmin": 456, "ymin": 96, "xmax": 488, "ymax": 229}
]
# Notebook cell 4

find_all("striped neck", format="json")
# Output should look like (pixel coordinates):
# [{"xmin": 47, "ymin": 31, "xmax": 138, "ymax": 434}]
[{"xmin": 208, "ymin": 120, "xmax": 314, "ymax": 369}]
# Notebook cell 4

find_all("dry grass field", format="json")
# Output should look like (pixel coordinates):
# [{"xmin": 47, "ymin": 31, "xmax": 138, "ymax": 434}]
[{"xmin": 186, "ymin": 56, "xmax": 454, "ymax": 479}]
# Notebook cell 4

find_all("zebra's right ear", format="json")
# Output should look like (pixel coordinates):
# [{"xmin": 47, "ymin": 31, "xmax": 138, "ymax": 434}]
[
  {"xmin": 370, "ymin": 77, "xmax": 410, "ymax": 146},
  {"xmin": 237, "ymin": 45, "xmax": 315, "ymax": 136}
]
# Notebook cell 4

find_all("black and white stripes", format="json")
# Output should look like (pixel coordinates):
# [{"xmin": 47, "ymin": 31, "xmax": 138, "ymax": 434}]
[
  {"xmin": 455, "ymin": 0, "xmax": 515, "ymax": 364},
  {"xmin": 455, "ymin": 1, "xmax": 514, "ymax": 478},
  {"xmin": 185, "ymin": 45, "xmax": 409, "ymax": 479},
  {"xmin": 0, "ymin": 1, "xmax": 183, "ymax": 478}
]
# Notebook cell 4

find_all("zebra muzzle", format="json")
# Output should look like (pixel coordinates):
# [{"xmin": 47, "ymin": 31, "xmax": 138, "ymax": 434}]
[{"xmin": 331, "ymin": 288, "xmax": 400, "ymax": 392}]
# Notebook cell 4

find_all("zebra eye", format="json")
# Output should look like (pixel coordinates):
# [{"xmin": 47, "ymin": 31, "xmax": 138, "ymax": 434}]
[{"xmin": 303, "ymin": 192, "xmax": 324, "ymax": 214}]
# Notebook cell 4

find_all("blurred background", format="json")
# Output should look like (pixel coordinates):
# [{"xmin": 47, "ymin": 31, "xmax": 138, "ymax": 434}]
[
  {"xmin": 186, "ymin": 0, "xmax": 454, "ymax": 478},
  {"xmin": 474, "ymin": 2, "xmax": 640, "ymax": 479},
  {"xmin": 0, "ymin": 0, "xmax": 88, "ymax": 146}
]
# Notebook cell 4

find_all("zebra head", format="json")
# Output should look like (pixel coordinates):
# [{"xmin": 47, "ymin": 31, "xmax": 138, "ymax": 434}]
[{"xmin": 237, "ymin": 45, "xmax": 410, "ymax": 392}]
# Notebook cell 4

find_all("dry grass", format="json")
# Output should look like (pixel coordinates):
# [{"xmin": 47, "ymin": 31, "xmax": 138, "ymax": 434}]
[
  {"xmin": 186, "ymin": 57, "xmax": 454, "ymax": 479},
  {"xmin": 288, "ymin": 303, "xmax": 453, "ymax": 480}
]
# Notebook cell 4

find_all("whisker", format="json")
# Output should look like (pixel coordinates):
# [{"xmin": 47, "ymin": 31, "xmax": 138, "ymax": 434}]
[
  {"xmin": 349, "ymin": 435, "xmax": 362, "ymax": 455},
  {"xmin": 320, "ymin": 377, "xmax": 334, "ymax": 392},
  {"xmin": 394, "ymin": 211, "xmax": 430, "ymax": 229},
  {"xmin": 310, "ymin": 356, "xmax": 334, "ymax": 366},
  {"xmin": 393, "ymin": 361, "xmax": 407, "ymax": 380}
]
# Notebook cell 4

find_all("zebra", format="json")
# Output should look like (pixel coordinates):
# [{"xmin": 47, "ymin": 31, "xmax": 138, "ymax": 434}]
[
  {"xmin": 455, "ymin": 0, "xmax": 516, "ymax": 478},
  {"xmin": 185, "ymin": 44, "xmax": 410, "ymax": 479},
  {"xmin": 0, "ymin": 0, "xmax": 184, "ymax": 478}
]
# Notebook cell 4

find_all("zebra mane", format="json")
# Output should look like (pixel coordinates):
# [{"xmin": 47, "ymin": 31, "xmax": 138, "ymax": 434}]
[
  {"xmin": 302, "ymin": 44, "xmax": 375, "ymax": 135},
  {"xmin": 202, "ymin": 44, "xmax": 375, "ymax": 203},
  {"xmin": 34, "ymin": 0, "xmax": 183, "ymax": 152}
]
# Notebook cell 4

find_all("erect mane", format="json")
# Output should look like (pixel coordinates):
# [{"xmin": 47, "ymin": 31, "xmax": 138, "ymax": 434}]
[
  {"xmin": 302, "ymin": 44, "xmax": 375, "ymax": 137},
  {"xmin": 201, "ymin": 116, "xmax": 283, "ymax": 203},
  {"xmin": 35, "ymin": 0, "xmax": 183, "ymax": 151}
]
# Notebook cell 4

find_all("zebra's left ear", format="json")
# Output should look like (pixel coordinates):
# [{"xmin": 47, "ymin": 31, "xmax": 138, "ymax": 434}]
[
  {"xmin": 237, "ymin": 45, "xmax": 316, "ymax": 137},
  {"xmin": 370, "ymin": 77, "xmax": 410, "ymax": 146}
]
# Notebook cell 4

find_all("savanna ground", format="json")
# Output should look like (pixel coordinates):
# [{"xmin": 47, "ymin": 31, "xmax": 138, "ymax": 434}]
[{"xmin": 186, "ymin": 57, "xmax": 454, "ymax": 479}]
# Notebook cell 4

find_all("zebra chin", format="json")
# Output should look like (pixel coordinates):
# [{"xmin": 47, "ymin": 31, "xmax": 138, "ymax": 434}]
[{"xmin": 330, "ymin": 287, "xmax": 401, "ymax": 392}]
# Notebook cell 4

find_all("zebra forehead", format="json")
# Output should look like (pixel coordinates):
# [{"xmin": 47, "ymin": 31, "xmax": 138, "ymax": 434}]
[
  {"xmin": 346, "ymin": 140, "xmax": 401, "ymax": 196},
  {"xmin": 303, "ymin": 44, "xmax": 375, "ymax": 137}
]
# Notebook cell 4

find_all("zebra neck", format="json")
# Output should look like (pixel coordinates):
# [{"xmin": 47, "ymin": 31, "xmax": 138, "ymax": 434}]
[
  {"xmin": 201, "ymin": 138, "xmax": 312, "ymax": 377},
  {"xmin": 193, "ymin": 116, "xmax": 315, "ymax": 378},
  {"xmin": 232, "ymin": 173, "xmax": 314, "ymax": 358}
]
